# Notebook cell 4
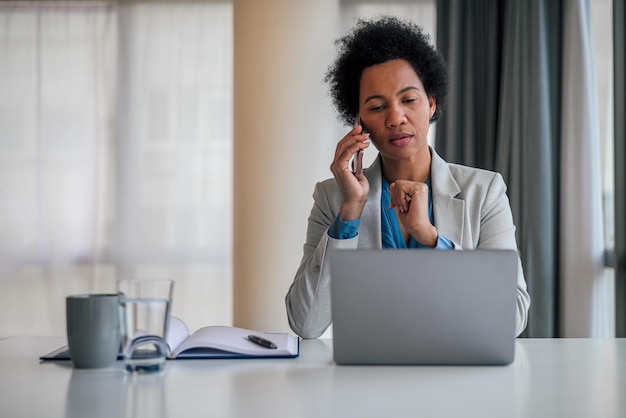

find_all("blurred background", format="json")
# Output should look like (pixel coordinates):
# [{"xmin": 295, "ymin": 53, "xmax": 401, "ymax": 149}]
[{"xmin": 0, "ymin": 0, "xmax": 618, "ymax": 338}]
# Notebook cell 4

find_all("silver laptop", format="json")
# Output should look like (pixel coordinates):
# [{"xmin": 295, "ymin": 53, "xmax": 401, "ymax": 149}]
[{"xmin": 330, "ymin": 249, "xmax": 518, "ymax": 365}]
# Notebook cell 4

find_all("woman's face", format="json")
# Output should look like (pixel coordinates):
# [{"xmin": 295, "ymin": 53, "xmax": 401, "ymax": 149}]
[{"xmin": 358, "ymin": 59, "xmax": 436, "ymax": 164}]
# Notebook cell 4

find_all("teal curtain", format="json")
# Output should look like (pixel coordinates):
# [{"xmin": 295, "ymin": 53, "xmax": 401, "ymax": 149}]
[{"xmin": 436, "ymin": 0, "xmax": 562, "ymax": 337}]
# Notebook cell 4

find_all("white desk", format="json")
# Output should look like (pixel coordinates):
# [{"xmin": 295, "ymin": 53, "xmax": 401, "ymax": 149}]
[{"xmin": 1, "ymin": 337, "xmax": 625, "ymax": 418}]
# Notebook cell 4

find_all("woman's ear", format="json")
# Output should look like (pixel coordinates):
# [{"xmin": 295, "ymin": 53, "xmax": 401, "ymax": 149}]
[{"xmin": 429, "ymin": 96, "xmax": 437, "ymax": 120}]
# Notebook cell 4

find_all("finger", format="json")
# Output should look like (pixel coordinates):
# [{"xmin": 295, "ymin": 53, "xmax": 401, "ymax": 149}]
[
  {"xmin": 335, "ymin": 126, "xmax": 364, "ymax": 152},
  {"xmin": 401, "ymin": 192, "xmax": 410, "ymax": 213},
  {"xmin": 397, "ymin": 188, "xmax": 412, "ymax": 213},
  {"xmin": 336, "ymin": 132, "xmax": 369, "ymax": 161},
  {"xmin": 389, "ymin": 185, "xmax": 409, "ymax": 213}
]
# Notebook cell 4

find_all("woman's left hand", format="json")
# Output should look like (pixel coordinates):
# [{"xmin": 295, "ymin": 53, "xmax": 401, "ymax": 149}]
[{"xmin": 388, "ymin": 180, "xmax": 438, "ymax": 247}]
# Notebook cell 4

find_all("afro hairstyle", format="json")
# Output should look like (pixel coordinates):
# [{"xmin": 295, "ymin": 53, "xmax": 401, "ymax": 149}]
[{"xmin": 324, "ymin": 15, "xmax": 449, "ymax": 126}]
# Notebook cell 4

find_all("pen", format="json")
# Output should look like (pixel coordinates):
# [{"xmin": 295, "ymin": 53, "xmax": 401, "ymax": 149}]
[{"xmin": 247, "ymin": 334, "xmax": 277, "ymax": 349}]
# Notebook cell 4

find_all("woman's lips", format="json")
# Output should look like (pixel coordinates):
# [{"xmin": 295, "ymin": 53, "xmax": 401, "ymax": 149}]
[{"xmin": 388, "ymin": 134, "xmax": 412, "ymax": 146}]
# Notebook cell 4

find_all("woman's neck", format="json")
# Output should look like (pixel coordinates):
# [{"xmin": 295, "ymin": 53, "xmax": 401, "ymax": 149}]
[{"xmin": 381, "ymin": 146, "xmax": 432, "ymax": 183}]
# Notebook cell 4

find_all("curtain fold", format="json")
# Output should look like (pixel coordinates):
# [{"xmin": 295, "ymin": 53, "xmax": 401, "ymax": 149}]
[
  {"xmin": 497, "ymin": 0, "xmax": 562, "ymax": 338},
  {"xmin": 437, "ymin": 0, "xmax": 562, "ymax": 337},
  {"xmin": 0, "ymin": 2, "xmax": 117, "ymax": 336},
  {"xmin": 438, "ymin": 0, "xmax": 612, "ymax": 337},
  {"xmin": 614, "ymin": 0, "xmax": 626, "ymax": 336},
  {"xmin": 435, "ymin": 0, "xmax": 502, "ymax": 170},
  {"xmin": 560, "ymin": 0, "xmax": 607, "ymax": 337}
]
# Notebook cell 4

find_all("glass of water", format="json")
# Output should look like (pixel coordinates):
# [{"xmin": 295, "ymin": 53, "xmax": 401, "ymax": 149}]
[{"xmin": 117, "ymin": 279, "xmax": 174, "ymax": 373}]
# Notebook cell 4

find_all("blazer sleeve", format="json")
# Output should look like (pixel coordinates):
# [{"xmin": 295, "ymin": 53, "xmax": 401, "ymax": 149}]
[
  {"xmin": 285, "ymin": 181, "xmax": 357, "ymax": 339},
  {"xmin": 475, "ymin": 172, "xmax": 530, "ymax": 337}
]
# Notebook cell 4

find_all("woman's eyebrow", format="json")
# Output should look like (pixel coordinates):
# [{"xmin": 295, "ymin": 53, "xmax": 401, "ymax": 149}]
[
  {"xmin": 362, "ymin": 94, "xmax": 385, "ymax": 105},
  {"xmin": 362, "ymin": 86, "xmax": 421, "ymax": 105}
]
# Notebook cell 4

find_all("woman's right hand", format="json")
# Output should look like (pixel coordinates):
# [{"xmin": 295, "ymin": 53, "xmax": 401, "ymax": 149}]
[{"xmin": 330, "ymin": 124, "xmax": 371, "ymax": 221}]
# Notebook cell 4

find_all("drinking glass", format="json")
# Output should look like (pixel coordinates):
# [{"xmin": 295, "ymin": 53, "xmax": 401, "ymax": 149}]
[{"xmin": 117, "ymin": 279, "xmax": 174, "ymax": 373}]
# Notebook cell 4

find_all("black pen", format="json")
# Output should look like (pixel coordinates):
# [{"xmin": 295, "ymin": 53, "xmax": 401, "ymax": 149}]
[{"xmin": 247, "ymin": 334, "xmax": 277, "ymax": 349}]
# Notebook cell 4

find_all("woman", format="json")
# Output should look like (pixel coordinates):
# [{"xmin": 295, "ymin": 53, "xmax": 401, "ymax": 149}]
[{"xmin": 285, "ymin": 16, "xmax": 530, "ymax": 339}]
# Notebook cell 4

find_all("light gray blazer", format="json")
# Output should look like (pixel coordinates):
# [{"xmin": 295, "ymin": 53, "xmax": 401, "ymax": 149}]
[{"xmin": 285, "ymin": 147, "xmax": 530, "ymax": 339}]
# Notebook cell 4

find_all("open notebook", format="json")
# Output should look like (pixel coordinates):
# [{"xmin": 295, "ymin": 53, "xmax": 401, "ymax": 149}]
[{"xmin": 41, "ymin": 316, "xmax": 299, "ymax": 360}]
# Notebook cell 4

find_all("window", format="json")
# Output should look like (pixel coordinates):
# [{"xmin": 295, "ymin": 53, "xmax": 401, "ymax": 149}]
[{"xmin": 0, "ymin": 1, "xmax": 233, "ymax": 336}]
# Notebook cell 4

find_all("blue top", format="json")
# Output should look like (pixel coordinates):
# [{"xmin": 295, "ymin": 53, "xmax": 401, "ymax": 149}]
[{"xmin": 328, "ymin": 177, "xmax": 454, "ymax": 249}]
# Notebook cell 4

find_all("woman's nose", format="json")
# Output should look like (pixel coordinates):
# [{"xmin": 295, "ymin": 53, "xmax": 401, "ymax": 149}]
[{"xmin": 386, "ymin": 105, "xmax": 407, "ymax": 128}]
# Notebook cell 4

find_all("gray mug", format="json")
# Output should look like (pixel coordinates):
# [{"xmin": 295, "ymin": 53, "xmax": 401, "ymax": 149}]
[{"xmin": 66, "ymin": 294, "xmax": 121, "ymax": 369}]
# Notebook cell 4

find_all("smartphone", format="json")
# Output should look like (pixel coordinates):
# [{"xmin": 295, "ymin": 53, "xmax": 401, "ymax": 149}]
[{"xmin": 352, "ymin": 115, "xmax": 366, "ymax": 174}]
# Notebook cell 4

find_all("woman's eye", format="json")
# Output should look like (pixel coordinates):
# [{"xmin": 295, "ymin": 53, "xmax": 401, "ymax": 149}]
[{"xmin": 403, "ymin": 97, "xmax": 417, "ymax": 103}]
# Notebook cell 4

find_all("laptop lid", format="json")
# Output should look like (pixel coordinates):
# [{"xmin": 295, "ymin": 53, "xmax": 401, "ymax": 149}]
[{"xmin": 330, "ymin": 249, "xmax": 518, "ymax": 365}]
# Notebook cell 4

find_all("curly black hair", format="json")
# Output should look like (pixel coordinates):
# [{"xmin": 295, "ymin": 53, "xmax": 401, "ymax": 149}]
[{"xmin": 324, "ymin": 15, "xmax": 449, "ymax": 126}]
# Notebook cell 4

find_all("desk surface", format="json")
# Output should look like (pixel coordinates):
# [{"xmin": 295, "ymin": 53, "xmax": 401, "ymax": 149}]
[{"xmin": 1, "ymin": 336, "xmax": 625, "ymax": 418}]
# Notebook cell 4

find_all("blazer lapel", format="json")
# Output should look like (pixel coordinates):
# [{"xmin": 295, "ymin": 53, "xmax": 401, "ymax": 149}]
[
  {"xmin": 360, "ymin": 156, "xmax": 383, "ymax": 249},
  {"xmin": 430, "ymin": 148, "xmax": 465, "ymax": 247}
]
